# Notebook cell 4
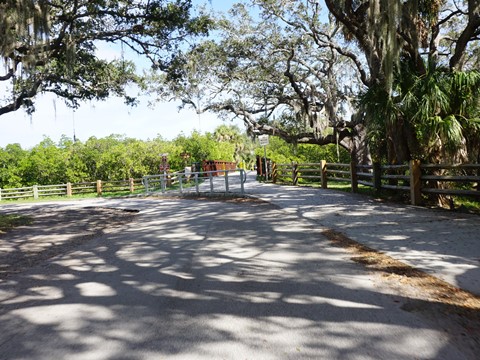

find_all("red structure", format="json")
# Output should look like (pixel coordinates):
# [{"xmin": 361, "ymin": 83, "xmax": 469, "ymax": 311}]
[
  {"xmin": 202, "ymin": 160, "xmax": 237, "ymax": 176},
  {"xmin": 256, "ymin": 155, "xmax": 270, "ymax": 177}
]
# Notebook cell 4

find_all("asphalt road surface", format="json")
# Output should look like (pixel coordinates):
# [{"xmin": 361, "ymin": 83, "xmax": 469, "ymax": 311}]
[{"xmin": 0, "ymin": 198, "xmax": 472, "ymax": 359}]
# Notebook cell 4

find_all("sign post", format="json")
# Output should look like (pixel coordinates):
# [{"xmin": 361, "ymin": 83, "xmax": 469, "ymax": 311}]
[{"xmin": 258, "ymin": 135, "xmax": 269, "ymax": 181}]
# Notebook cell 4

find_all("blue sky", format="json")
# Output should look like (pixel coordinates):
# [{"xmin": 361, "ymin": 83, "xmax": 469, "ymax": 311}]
[{"xmin": 0, "ymin": 0, "xmax": 240, "ymax": 149}]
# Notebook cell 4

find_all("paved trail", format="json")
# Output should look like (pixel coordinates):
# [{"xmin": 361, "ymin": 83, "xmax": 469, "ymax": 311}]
[
  {"xmin": 0, "ymin": 196, "xmax": 474, "ymax": 359},
  {"xmin": 242, "ymin": 172, "xmax": 480, "ymax": 296}
]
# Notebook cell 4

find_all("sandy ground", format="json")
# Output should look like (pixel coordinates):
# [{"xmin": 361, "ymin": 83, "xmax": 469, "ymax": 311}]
[{"xmin": 0, "ymin": 205, "xmax": 137, "ymax": 280}]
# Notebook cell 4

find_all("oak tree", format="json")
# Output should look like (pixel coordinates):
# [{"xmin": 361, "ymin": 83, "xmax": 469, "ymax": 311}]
[{"xmin": 0, "ymin": 0, "xmax": 212, "ymax": 116}]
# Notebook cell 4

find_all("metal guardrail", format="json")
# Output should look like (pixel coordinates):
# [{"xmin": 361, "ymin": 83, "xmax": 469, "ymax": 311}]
[{"xmin": 143, "ymin": 169, "xmax": 247, "ymax": 195}]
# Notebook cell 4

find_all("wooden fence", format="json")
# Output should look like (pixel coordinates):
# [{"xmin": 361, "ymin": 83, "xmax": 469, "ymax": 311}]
[
  {"xmin": 0, "ymin": 160, "xmax": 240, "ymax": 201},
  {"xmin": 0, "ymin": 178, "xmax": 142, "ymax": 201},
  {"xmin": 272, "ymin": 160, "xmax": 480, "ymax": 206}
]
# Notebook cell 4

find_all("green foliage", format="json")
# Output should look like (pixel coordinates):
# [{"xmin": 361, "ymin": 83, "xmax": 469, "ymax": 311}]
[
  {"xmin": 361, "ymin": 67, "xmax": 480, "ymax": 162},
  {"xmin": 20, "ymin": 137, "xmax": 68, "ymax": 185},
  {"xmin": 0, "ymin": 143, "xmax": 27, "ymax": 188},
  {"xmin": 173, "ymin": 131, "xmax": 233, "ymax": 165},
  {"xmin": 0, "ymin": 126, "xmax": 259, "ymax": 187},
  {"xmin": 0, "ymin": 124, "xmax": 350, "ymax": 188},
  {"xmin": 256, "ymin": 136, "xmax": 349, "ymax": 164},
  {"xmin": 153, "ymin": 1, "xmax": 357, "ymax": 152}
]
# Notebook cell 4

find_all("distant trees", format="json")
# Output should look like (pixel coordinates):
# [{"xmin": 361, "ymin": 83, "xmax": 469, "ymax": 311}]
[
  {"xmin": 0, "ymin": 134, "xmax": 173, "ymax": 187},
  {"xmin": 0, "ymin": 143, "xmax": 27, "ymax": 188},
  {"xmin": 0, "ymin": 125, "xmax": 344, "ymax": 188}
]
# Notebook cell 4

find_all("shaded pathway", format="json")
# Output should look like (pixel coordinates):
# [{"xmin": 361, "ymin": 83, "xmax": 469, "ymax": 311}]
[
  {"xmin": 0, "ymin": 197, "xmax": 472, "ymax": 359},
  {"xmin": 243, "ymin": 171, "xmax": 480, "ymax": 296}
]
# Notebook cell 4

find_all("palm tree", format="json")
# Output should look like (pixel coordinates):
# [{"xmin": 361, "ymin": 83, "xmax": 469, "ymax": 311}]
[{"xmin": 213, "ymin": 125, "xmax": 255, "ymax": 168}]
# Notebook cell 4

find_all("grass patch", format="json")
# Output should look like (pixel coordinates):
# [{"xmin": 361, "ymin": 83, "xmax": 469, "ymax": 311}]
[
  {"xmin": 0, "ymin": 214, "xmax": 32, "ymax": 234},
  {"xmin": 0, "ymin": 189, "xmax": 148, "ymax": 203},
  {"xmin": 296, "ymin": 180, "xmax": 397, "ymax": 198},
  {"xmin": 452, "ymin": 196, "xmax": 480, "ymax": 214}
]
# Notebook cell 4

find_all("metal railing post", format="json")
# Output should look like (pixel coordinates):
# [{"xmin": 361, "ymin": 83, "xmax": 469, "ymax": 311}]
[
  {"xmin": 143, "ymin": 176, "xmax": 149, "ymax": 192},
  {"xmin": 224, "ymin": 170, "xmax": 229, "ymax": 192},
  {"xmin": 240, "ymin": 170, "xmax": 245, "ymax": 194},
  {"xmin": 178, "ymin": 173, "xmax": 183, "ymax": 193},
  {"xmin": 161, "ymin": 174, "xmax": 166, "ymax": 193},
  {"xmin": 195, "ymin": 173, "xmax": 199, "ymax": 193},
  {"xmin": 209, "ymin": 172, "xmax": 214, "ymax": 193}
]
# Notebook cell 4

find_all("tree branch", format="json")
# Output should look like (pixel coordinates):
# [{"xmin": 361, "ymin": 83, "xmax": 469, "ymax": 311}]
[
  {"xmin": 450, "ymin": 0, "xmax": 480, "ymax": 70},
  {"xmin": 0, "ymin": 79, "xmax": 42, "ymax": 116}
]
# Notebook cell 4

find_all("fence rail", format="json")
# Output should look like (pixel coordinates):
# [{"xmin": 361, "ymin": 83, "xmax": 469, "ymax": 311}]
[
  {"xmin": 272, "ymin": 160, "xmax": 480, "ymax": 206},
  {"xmin": 0, "ymin": 168, "xmax": 247, "ymax": 202},
  {"xmin": 0, "ymin": 178, "xmax": 142, "ymax": 201}
]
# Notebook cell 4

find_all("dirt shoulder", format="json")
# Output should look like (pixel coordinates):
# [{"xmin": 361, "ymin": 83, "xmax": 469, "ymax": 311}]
[
  {"xmin": 323, "ymin": 229, "xmax": 480, "ymax": 356},
  {"xmin": 0, "ymin": 206, "xmax": 137, "ymax": 280}
]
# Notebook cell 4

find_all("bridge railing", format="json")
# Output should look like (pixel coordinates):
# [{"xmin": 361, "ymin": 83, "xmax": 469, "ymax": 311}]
[{"xmin": 143, "ymin": 169, "xmax": 246, "ymax": 195}]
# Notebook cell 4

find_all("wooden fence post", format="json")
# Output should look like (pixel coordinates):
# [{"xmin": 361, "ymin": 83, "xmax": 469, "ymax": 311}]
[
  {"xmin": 272, "ymin": 162, "xmax": 277, "ymax": 183},
  {"xmin": 292, "ymin": 162, "xmax": 299, "ymax": 185},
  {"xmin": 66, "ymin": 182, "xmax": 72, "ymax": 197},
  {"xmin": 33, "ymin": 185, "xmax": 39, "ymax": 199},
  {"xmin": 129, "ymin": 178, "xmax": 134, "ymax": 193},
  {"xmin": 410, "ymin": 159, "xmax": 422, "ymax": 206},
  {"xmin": 320, "ymin": 160, "xmax": 327, "ymax": 189},
  {"xmin": 373, "ymin": 162, "xmax": 382, "ymax": 192},
  {"xmin": 350, "ymin": 160, "xmax": 358, "ymax": 193},
  {"xmin": 96, "ymin": 180, "xmax": 102, "ymax": 196}
]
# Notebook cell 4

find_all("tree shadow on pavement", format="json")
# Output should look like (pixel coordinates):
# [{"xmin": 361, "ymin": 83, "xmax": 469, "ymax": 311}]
[{"xmin": 0, "ymin": 198, "xmax": 476, "ymax": 359}]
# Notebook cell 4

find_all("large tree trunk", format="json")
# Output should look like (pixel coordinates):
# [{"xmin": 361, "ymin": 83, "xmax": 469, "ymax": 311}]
[
  {"xmin": 387, "ymin": 118, "xmax": 412, "ymax": 164},
  {"xmin": 341, "ymin": 123, "xmax": 371, "ymax": 165}
]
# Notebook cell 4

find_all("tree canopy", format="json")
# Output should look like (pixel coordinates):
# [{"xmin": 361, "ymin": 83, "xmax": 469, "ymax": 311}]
[
  {"xmin": 152, "ymin": 0, "xmax": 480, "ymax": 165},
  {"xmin": 153, "ymin": 2, "xmax": 363, "ymax": 152},
  {"xmin": 325, "ymin": 0, "xmax": 480, "ymax": 163},
  {"xmin": 3, "ymin": 1, "xmax": 479, "ymax": 166},
  {"xmin": 0, "ymin": 0, "xmax": 212, "ymax": 116}
]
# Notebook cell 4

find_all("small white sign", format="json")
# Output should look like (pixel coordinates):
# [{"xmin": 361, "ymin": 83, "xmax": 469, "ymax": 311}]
[{"xmin": 258, "ymin": 134, "xmax": 269, "ymax": 146}]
